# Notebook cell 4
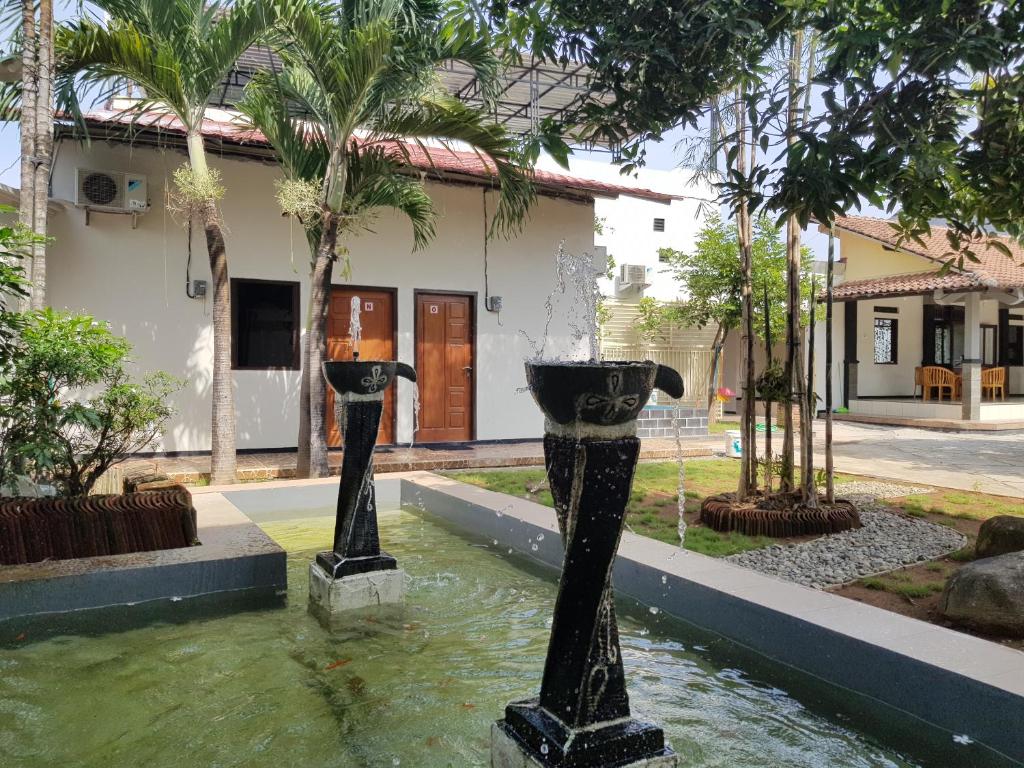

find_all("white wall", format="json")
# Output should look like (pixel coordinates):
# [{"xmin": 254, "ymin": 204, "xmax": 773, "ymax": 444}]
[
  {"xmin": 535, "ymin": 156, "xmax": 717, "ymax": 301},
  {"xmin": 47, "ymin": 139, "xmax": 595, "ymax": 452}
]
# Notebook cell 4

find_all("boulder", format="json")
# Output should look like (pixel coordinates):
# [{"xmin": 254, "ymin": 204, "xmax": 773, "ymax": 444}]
[
  {"xmin": 976, "ymin": 516, "xmax": 1024, "ymax": 560},
  {"xmin": 939, "ymin": 552, "xmax": 1024, "ymax": 637}
]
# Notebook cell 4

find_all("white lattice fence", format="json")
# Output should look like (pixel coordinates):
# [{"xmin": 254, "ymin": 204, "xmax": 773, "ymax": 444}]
[{"xmin": 599, "ymin": 344, "xmax": 716, "ymax": 407}]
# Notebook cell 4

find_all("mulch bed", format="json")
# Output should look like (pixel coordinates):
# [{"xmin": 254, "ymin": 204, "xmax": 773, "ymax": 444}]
[
  {"xmin": 700, "ymin": 490, "xmax": 860, "ymax": 537},
  {"xmin": 0, "ymin": 488, "xmax": 199, "ymax": 566}
]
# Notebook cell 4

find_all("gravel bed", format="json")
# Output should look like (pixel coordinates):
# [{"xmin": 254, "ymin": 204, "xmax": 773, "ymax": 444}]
[{"xmin": 725, "ymin": 481, "xmax": 967, "ymax": 589}]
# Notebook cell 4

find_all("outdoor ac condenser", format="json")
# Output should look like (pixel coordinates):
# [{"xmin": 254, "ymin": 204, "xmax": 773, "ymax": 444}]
[
  {"xmin": 75, "ymin": 168, "xmax": 149, "ymax": 213},
  {"xmin": 619, "ymin": 263, "xmax": 648, "ymax": 288}
]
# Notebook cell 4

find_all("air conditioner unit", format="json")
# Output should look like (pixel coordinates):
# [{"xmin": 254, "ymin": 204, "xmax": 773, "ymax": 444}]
[
  {"xmin": 619, "ymin": 263, "xmax": 649, "ymax": 288},
  {"xmin": 75, "ymin": 168, "xmax": 149, "ymax": 212}
]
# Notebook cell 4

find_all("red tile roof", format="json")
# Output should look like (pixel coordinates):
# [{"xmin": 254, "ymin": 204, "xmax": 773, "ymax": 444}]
[
  {"xmin": 828, "ymin": 214, "xmax": 1024, "ymax": 300},
  {"xmin": 64, "ymin": 108, "xmax": 677, "ymax": 204}
]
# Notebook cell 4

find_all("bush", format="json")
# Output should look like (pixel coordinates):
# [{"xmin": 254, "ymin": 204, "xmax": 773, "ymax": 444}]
[{"xmin": 0, "ymin": 309, "xmax": 181, "ymax": 496}]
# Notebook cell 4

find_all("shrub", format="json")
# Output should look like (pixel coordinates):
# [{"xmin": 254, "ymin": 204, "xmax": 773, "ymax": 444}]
[{"xmin": 0, "ymin": 309, "xmax": 181, "ymax": 496}]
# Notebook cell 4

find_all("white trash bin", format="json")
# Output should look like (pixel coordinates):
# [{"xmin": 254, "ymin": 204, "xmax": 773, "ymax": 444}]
[{"xmin": 725, "ymin": 430, "xmax": 742, "ymax": 458}]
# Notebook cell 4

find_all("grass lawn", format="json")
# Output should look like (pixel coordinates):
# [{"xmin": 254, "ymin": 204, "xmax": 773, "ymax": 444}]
[
  {"xmin": 444, "ymin": 459, "xmax": 852, "ymax": 558},
  {"xmin": 884, "ymin": 488, "xmax": 1024, "ymax": 522}
]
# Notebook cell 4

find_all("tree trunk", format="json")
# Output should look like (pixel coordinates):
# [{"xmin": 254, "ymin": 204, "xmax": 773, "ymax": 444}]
[
  {"xmin": 825, "ymin": 229, "xmax": 835, "ymax": 503},
  {"xmin": 781, "ymin": 30, "xmax": 804, "ymax": 495},
  {"xmin": 762, "ymin": 283, "xmax": 773, "ymax": 493},
  {"xmin": 28, "ymin": 0, "xmax": 53, "ymax": 309},
  {"xmin": 735, "ymin": 86, "xmax": 758, "ymax": 500},
  {"xmin": 705, "ymin": 323, "xmax": 726, "ymax": 426},
  {"xmin": 804, "ymin": 279, "xmax": 818, "ymax": 506},
  {"xmin": 188, "ymin": 131, "xmax": 236, "ymax": 485},
  {"xmin": 295, "ymin": 293, "xmax": 314, "ymax": 478},
  {"xmin": 307, "ymin": 213, "xmax": 339, "ymax": 479},
  {"xmin": 19, "ymin": 1, "xmax": 37, "ymax": 311}
]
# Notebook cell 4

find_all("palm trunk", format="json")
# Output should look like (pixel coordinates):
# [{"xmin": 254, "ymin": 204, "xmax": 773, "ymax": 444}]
[
  {"xmin": 307, "ymin": 213, "xmax": 339, "ymax": 479},
  {"xmin": 18, "ymin": 1, "xmax": 37, "ymax": 311},
  {"xmin": 825, "ymin": 229, "xmax": 836, "ymax": 503},
  {"xmin": 28, "ymin": 0, "xmax": 52, "ymax": 309},
  {"xmin": 188, "ymin": 131, "xmax": 236, "ymax": 485},
  {"xmin": 295, "ymin": 322, "xmax": 313, "ymax": 478}
]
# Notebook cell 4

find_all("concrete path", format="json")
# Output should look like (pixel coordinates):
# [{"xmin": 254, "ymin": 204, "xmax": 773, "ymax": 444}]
[
  {"xmin": 815, "ymin": 422, "xmax": 1024, "ymax": 499},
  {"xmin": 716, "ymin": 421, "xmax": 1024, "ymax": 499}
]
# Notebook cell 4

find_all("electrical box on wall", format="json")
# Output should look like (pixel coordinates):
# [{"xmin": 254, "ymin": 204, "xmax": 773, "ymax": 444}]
[{"xmin": 486, "ymin": 296, "xmax": 503, "ymax": 312}]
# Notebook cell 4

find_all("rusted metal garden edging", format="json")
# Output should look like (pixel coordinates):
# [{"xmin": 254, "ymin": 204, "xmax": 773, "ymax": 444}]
[{"xmin": 399, "ymin": 472, "xmax": 1024, "ymax": 766}]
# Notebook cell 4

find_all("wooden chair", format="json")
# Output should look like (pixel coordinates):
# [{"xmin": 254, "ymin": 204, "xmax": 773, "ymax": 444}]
[
  {"xmin": 921, "ymin": 366, "xmax": 957, "ymax": 402},
  {"xmin": 914, "ymin": 367, "xmax": 924, "ymax": 399},
  {"xmin": 982, "ymin": 367, "xmax": 1007, "ymax": 401}
]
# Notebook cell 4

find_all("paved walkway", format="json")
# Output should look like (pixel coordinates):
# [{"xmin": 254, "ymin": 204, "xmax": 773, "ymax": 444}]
[
  {"xmin": 811, "ymin": 421, "xmax": 1024, "ymax": 499},
  {"xmin": 121, "ymin": 422, "xmax": 1023, "ymax": 499}
]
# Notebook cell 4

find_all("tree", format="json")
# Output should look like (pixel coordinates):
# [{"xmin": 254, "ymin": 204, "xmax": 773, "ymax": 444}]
[
  {"xmin": 57, "ymin": 0, "xmax": 277, "ymax": 484},
  {"xmin": 1, "ymin": 309, "xmax": 180, "ymax": 496},
  {"xmin": 657, "ymin": 214, "xmax": 814, "ymax": 439},
  {"xmin": 250, "ymin": 0, "xmax": 533, "ymax": 477},
  {"xmin": 773, "ymin": 1, "xmax": 1024, "ymax": 252}
]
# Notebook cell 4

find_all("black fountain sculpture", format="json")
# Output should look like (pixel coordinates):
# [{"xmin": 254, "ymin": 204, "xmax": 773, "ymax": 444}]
[
  {"xmin": 308, "ymin": 357, "xmax": 416, "ymax": 617},
  {"xmin": 494, "ymin": 360, "xmax": 684, "ymax": 768}
]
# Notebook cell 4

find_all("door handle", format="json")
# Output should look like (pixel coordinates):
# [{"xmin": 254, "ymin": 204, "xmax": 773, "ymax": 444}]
[{"xmin": 463, "ymin": 366, "xmax": 473, "ymax": 376}]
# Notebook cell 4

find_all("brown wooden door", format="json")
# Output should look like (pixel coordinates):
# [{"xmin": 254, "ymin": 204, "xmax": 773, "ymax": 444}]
[
  {"xmin": 327, "ymin": 287, "xmax": 396, "ymax": 446},
  {"xmin": 416, "ymin": 293, "xmax": 474, "ymax": 443}
]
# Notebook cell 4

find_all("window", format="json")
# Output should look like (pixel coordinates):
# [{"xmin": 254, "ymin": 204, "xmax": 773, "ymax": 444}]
[
  {"xmin": 652, "ymin": 217, "xmax": 665, "ymax": 232},
  {"xmin": 934, "ymin": 321, "xmax": 953, "ymax": 366},
  {"xmin": 231, "ymin": 279, "xmax": 300, "ymax": 369},
  {"xmin": 982, "ymin": 325, "xmax": 997, "ymax": 366},
  {"xmin": 1009, "ymin": 325, "xmax": 1024, "ymax": 366},
  {"xmin": 874, "ymin": 317, "xmax": 898, "ymax": 364}
]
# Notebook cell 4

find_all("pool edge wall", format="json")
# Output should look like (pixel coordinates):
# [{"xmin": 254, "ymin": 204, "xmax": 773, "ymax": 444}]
[
  {"xmin": 400, "ymin": 472, "xmax": 1024, "ymax": 764},
  {"xmin": 0, "ymin": 492, "xmax": 286, "ymax": 624}
]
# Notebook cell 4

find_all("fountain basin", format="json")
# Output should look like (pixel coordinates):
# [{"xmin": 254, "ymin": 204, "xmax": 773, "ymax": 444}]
[
  {"xmin": 322, "ymin": 360, "xmax": 416, "ymax": 397},
  {"xmin": 525, "ymin": 361, "xmax": 683, "ymax": 428}
]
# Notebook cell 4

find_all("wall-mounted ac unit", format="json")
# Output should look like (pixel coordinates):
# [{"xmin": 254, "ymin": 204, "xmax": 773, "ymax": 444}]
[
  {"xmin": 618, "ymin": 263, "xmax": 649, "ymax": 288},
  {"xmin": 75, "ymin": 168, "xmax": 148, "ymax": 213}
]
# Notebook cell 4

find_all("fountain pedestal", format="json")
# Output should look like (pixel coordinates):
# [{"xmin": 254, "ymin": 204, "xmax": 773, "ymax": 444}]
[
  {"xmin": 309, "ymin": 361, "xmax": 415, "ymax": 619},
  {"xmin": 493, "ymin": 361, "xmax": 683, "ymax": 768}
]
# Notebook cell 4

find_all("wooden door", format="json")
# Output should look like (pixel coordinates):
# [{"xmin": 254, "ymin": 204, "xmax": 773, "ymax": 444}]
[
  {"xmin": 416, "ymin": 293, "xmax": 474, "ymax": 443},
  {"xmin": 327, "ymin": 287, "xmax": 396, "ymax": 446}
]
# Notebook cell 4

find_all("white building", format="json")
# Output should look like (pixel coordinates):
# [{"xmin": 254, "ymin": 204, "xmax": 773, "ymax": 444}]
[
  {"xmin": 535, "ymin": 157, "xmax": 717, "ymax": 302},
  {"xmin": 40, "ymin": 107, "xmax": 673, "ymax": 453}
]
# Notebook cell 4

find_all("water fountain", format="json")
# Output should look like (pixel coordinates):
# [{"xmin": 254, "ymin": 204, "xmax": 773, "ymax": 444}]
[
  {"xmin": 493, "ymin": 359, "xmax": 685, "ymax": 768},
  {"xmin": 308, "ymin": 298, "xmax": 418, "ymax": 618}
]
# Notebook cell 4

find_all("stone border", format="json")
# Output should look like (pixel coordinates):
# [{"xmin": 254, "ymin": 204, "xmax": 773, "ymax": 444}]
[
  {"xmin": 399, "ymin": 472, "xmax": 1024, "ymax": 764},
  {"xmin": 0, "ymin": 493, "xmax": 286, "ymax": 624}
]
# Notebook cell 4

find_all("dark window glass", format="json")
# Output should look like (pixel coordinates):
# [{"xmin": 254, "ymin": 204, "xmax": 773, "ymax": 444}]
[
  {"xmin": 874, "ymin": 317, "xmax": 898, "ymax": 364},
  {"xmin": 1009, "ymin": 325, "xmax": 1024, "ymax": 366},
  {"xmin": 232, "ymin": 279, "xmax": 299, "ymax": 369},
  {"xmin": 934, "ymin": 320, "xmax": 954, "ymax": 366},
  {"xmin": 652, "ymin": 218, "xmax": 665, "ymax": 232}
]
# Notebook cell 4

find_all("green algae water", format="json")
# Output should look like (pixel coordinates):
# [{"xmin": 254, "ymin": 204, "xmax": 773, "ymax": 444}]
[{"xmin": 1, "ymin": 510, "xmax": 926, "ymax": 767}]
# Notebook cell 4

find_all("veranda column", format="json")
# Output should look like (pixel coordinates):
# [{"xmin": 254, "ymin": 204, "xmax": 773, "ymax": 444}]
[{"xmin": 961, "ymin": 292, "xmax": 982, "ymax": 421}]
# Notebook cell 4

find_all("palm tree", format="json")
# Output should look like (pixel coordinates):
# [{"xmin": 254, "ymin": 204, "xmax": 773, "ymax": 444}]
[
  {"xmin": 56, "ymin": 0, "xmax": 277, "ymax": 484},
  {"xmin": 248, "ymin": 0, "xmax": 533, "ymax": 478}
]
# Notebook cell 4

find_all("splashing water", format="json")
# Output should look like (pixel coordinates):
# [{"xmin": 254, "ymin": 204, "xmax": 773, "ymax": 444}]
[
  {"xmin": 673, "ymin": 403, "xmax": 687, "ymax": 548},
  {"xmin": 409, "ymin": 381, "xmax": 421, "ymax": 447},
  {"xmin": 520, "ymin": 241, "xmax": 603, "ymax": 362},
  {"xmin": 349, "ymin": 295, "xmax": 362, "ymax": 358}
]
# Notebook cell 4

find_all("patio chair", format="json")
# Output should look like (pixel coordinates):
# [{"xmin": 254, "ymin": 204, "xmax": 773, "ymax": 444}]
[
  {"xmin": 982, "ymin": 367, "xmax": 1007, "ymax": 401},
  {"xmin": 914, "ymin": 366, "xmax": 923, "ymax": 399},
  {"xmin": 921, "ymin": 366, "xmax": 957, "ymax": 401}
]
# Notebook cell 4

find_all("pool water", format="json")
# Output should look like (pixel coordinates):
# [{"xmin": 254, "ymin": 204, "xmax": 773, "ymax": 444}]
[{"xmin": 0, "ymin": 510, "xmax": 923, "ymax": 767}]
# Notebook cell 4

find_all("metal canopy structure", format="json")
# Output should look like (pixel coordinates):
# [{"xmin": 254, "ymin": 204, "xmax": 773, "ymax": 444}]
[{"xmin": 210, "ymin": 48, "xmax": 619, "ymax": 148}]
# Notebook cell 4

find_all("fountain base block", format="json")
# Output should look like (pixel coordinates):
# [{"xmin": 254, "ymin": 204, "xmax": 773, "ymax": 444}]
[
  {"xmin": 315, "ymin": 550, "xmax": 398, "ymax": 578},
  {"xmin": 308, "ymin": 562, "xmax": 405, "ymax": 617},
  {"xmin": 493, "ymin": 701, "xmax": 677, "ymax": 768}
]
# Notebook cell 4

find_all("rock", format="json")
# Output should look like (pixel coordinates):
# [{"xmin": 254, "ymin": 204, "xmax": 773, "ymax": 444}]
[
  {"xmin": 976, "ymin": 516, "xmax": 1024, "ymax": 560},
  {"xmin": 939, "ymin": 552, "xmax": 1024, "ymax": 637}
]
